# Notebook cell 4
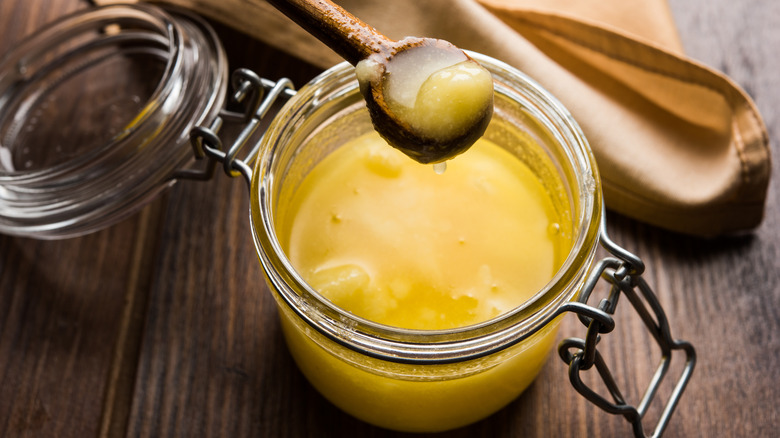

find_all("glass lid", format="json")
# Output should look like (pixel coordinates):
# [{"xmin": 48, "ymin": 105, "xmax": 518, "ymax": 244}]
[{"xmin": 0, "ymin": 4, "xmax": 227, "ymax": 239}]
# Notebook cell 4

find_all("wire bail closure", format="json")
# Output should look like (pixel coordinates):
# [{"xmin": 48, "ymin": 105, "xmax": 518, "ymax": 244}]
[
  {"xmin": 185, "ymin": 72, "xmax": 695, "ymax": 437},
  {"xmin": 559, "ymin": 214, "xmax": 696, "ymax": 437},
  {"xmin": 176, "ymin": 69, "xmax": 296, "ymax": 187}
]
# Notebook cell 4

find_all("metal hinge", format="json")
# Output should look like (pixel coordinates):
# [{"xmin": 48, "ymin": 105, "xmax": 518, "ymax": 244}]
[{"xmin": 175, "ymin": 69, "xmax": 296, "ymax": 188}]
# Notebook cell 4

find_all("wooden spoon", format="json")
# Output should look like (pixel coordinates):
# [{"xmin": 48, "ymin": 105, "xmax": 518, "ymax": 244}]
[{"xmin": 266, "ymin": 0, "xmax": 494, "ymax": 164}]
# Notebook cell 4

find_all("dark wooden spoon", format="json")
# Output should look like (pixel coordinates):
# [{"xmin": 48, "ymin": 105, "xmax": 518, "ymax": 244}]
[{"xmin": 266, "ymin": 0, "xmax": 493, "ymax": 164}]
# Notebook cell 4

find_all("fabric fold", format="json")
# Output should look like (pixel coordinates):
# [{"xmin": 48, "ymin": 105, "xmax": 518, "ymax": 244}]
[
  {"xmin": 96, "ymin": 0, "xmax": 770, "ymax": 236},
  {"xmin": 479, "ymin": 3, "xmax": 770, "ymax": 235}
]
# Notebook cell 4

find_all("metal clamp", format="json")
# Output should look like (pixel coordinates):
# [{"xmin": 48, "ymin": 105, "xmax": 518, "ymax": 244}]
[
  {"xmin": 175, "ymin": 69, "xmax": 296, "ymax": 187},
  {"xmin": 559, "ymin": 213, "xmax": 696, "ymax": 437}
]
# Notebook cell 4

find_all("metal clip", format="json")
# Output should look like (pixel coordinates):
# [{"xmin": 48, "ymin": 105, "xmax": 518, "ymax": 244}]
[
  {"xmin": 175, "ymin": 69, "xmax": 296, "ymax": 188},
  {"xmin": 559, "ymin": 212, "xmax": 696, "ymax": 437}
]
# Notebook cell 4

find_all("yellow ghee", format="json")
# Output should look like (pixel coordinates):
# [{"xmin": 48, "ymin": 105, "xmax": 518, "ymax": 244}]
[
  {"xmin": 274, "ymin": 131, "xmax": 572, "ymax": 431},
  {"xmin": 384, "ymin": 58, "xmax": 494, "ymax": 143},
  {"xmin": 355, "ymin": 46, "xmax": 494, "ymax": 163}
]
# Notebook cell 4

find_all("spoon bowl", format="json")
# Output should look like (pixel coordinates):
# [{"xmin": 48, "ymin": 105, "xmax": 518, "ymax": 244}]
[{"xmin": 267, "ymin": 0, "xmax": 493, "ymax": 163}]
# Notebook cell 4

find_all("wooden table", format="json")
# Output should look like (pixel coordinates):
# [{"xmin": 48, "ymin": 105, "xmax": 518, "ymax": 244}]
[{"xmin": 1, "ymin": 0, "xmax": 777, "ymax": 436}]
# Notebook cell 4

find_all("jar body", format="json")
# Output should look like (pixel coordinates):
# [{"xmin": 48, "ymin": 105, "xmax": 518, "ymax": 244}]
[
  {"xmin": 251, "ymin": 55, "xmax": 601, "ymax": 432},
  {"xmin": 279, "ymin": 301, "xmax": 563, "ymax": 431}
]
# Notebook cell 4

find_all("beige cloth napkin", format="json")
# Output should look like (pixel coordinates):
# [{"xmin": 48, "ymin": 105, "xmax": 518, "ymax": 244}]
[{"xmin": 99, "ymin": 0, "xmax": 771, "ymax": 236}]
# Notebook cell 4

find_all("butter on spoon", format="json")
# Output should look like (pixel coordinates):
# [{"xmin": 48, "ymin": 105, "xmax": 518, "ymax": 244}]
[{"xmin": 267, "ymin": 0, "xmax": 494, "ymax": 164}]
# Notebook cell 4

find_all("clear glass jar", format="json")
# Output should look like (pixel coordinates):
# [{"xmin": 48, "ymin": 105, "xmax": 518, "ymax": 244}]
[
  {"xmin": 0, "ymin": 4, "xmax": 227, "ymax": 239},
  {"xmin": 250, "ymin": 55, "xmax": 602, "ymax": 432}
]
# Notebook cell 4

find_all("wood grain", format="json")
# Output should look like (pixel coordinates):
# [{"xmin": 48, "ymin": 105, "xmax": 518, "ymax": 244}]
[{"xmin": 0, "ymin": 0, "xmax": 778, "ymax": 437}]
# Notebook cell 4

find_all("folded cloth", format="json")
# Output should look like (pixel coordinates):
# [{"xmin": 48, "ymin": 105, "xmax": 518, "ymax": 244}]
[{"xmin": 97, "ymin": 0, "xmax": 770, "ymax": 236}]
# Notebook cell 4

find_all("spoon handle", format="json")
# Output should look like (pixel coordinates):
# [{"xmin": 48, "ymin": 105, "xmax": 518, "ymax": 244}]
[{"xmin": 266, "ymin": 0, "xmax": 392, "ymax": 65}]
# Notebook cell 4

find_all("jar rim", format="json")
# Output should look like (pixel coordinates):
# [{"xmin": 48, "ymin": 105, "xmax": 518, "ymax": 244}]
[
  {"xmin": 0, "ymin": 4, "xmax": 227, "ymax": 238},
  {"xmin": 251, "ymin": 54, "xmax": 603, "ymax": 363}
]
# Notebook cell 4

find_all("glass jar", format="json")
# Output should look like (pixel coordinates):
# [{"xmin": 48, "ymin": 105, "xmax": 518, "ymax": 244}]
[
  {"xmin": 0, "ymin": 4, "xmax": 694, "ymax": 436},
  {"xmin": 250, "ymin": 55, "xmax": 601, "ymax": 432},
  {"xmin": 249, "ymin": 53, "xmax": 696, "ymax": 434}
]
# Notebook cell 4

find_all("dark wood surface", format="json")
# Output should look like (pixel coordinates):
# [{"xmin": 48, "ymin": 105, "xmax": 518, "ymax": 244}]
[{"xmin": 1, "ymin": 0, "xmax": 778, "ymax": 437}]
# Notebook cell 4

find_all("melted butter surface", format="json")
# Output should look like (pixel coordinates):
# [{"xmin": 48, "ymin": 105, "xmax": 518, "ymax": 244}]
[{"xmin": 277, "ymin": 132, "xmax": 571, "ymax": 330}]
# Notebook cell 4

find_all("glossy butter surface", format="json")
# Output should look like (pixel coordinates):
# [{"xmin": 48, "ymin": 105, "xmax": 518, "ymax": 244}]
[{"xmin": 278, "ymin": 132, "xmax": 570, "ymax": 329}]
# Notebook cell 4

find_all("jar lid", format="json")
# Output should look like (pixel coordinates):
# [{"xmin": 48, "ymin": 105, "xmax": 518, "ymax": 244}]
[{"xmin": 0, "ymin": 4, "xmax": 227, "ymax": 239}]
